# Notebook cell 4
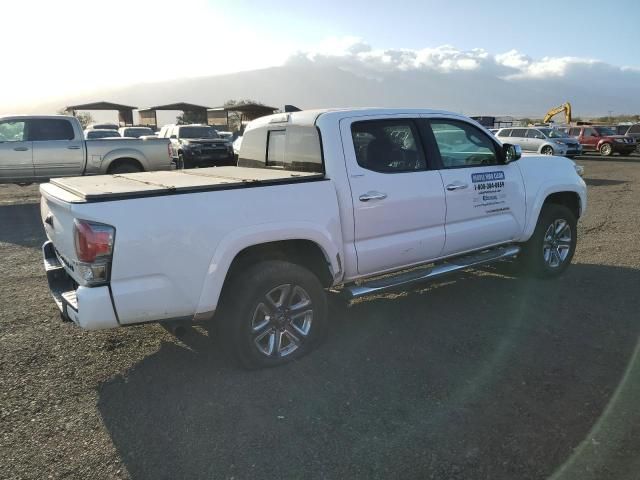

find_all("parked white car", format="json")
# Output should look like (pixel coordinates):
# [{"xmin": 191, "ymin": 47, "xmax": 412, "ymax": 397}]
[
  {"xmin": 118, "ymin": 126, "xmax": 155, "ymax": 138},
  {"xmin": 0, "ymin": 115, "xmax": 172, "ymax": 183},
  {"xmin": 40, "ymin": 108, "xmax": 586, "ymax": 368}
]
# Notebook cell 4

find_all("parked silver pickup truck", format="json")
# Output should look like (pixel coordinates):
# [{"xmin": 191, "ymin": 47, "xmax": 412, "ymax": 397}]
[{"xmin": 0, "ymin": 115, "xmax": 173, "ymax": 183}]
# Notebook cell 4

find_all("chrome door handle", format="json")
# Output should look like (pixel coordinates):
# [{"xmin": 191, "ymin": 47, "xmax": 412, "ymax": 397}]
[
  {"xmin": 446, "ymin": 182, "xmax": 468, "ymax": 191},
  {"xmin": 13, "ymin": 146, "xmax": 29, "ymax": 151},
  {"xmin": 359, "ymin": 191, "xmax": 387, "ymax": 202},
  {"xmin": 67, "ymin": 146, "xmax": 81, "ymax": 150}
]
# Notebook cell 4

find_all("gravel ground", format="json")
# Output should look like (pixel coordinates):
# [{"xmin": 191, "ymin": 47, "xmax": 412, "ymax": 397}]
[{"xmin": 1, "ymin": 153, "xmax": 640, "ymax": 479}]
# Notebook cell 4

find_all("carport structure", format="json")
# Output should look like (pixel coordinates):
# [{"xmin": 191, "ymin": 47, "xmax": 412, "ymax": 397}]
[
  {"xmin": 138, "ymin": 102, "xmax": 210, "ymax": 128},
  {"xmin": 65, "ymin": 101, "xmax": 137, "ymax": 126},
  {"xmin": 207, "ymin": 103, "xmax": 278, "ymax": 131}
]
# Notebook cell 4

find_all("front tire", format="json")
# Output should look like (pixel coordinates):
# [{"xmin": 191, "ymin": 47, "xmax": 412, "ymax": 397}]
[
  {"xmin": 541, "ymin": 146, "xmax": 554, "ymax": 155},
  {"xmin": 519, "ymin": 204, "xmax": 577, "ymax": 278},
  {"xmin": 219, "ymin": 260, "xmax": 328, "ymax": 369},
  {"xmin": 599, "ymin": 143, "xmax": 613, "ymax": 156}
]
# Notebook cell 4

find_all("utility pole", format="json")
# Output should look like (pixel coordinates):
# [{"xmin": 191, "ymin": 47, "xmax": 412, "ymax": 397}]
[{"xmin": 608, "ymin": 110, "xmax": 613, "ymax": 124}]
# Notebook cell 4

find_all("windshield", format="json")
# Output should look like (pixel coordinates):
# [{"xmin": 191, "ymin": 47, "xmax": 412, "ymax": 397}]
[
  {"xmin": 538, "ymin": 128, "xmax": 569, "ymax": 139},
  {"xmin": 179, "ymin": 126, "xmax": 219, "ymax": 139},
  {"xmin": 123, "ymin": 128, "xmax": 153, "ymax": 138},
  {"xmin": 595, "ymin": 126, "xmax": 617, "ymax": 136}
]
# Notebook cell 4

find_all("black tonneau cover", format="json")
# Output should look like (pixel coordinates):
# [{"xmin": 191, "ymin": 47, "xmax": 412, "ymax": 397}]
[{"xmin": 49, "ymin": 166, "xmax": 324, "ymax": 202}]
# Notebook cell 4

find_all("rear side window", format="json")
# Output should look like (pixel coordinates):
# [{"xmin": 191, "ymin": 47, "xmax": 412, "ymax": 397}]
[
  {"xmin": 510, "ymin": 128, "xmax": 527, "ymax": 138},
  {"xmin": 429, "ymin": 119, "xmax": 498, "ymax": 168},
  {"xmin": 239, "ymin": 125, "xmax": 323, "ymax": 173},
  {"xmin": 569, "ymin": 128, "xmax": 581, "ymax": 136},
  {"xmin": 29, "ymin": 119, "xmax": 75, "ymax": 141},
  {"xmin": 350, "ymin": 119, "xmax": 426, "ymax": 173},
  {"xmin": 0, "ymin": 120, "xmax": 26, "ymax": 141}
]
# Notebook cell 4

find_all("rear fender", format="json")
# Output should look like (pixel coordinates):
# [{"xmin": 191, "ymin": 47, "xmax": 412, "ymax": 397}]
[
  {"xmin": 195, "ymin": 222, "xmax": 342, "ymax": 315},
  {"xmin": 101, "ymin": 149, "xmax": 149, "ymax": 171}
]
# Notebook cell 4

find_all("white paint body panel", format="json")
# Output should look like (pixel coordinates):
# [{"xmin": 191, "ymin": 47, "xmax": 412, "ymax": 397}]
[{"xmin": 39, "ymin": 108, "xmax": 587, "ymax": 330}]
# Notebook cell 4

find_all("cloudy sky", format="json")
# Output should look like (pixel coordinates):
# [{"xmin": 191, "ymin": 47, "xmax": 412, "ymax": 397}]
[{"xmin": 2, "ymin": 0, "xmax": 638, "ymax": 113}]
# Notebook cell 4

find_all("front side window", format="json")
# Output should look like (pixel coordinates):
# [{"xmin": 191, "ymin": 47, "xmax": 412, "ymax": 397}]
[
  {"xmin": 429, "ymin": 119, "xmax": 499, "ymax": 168},
  {"xmin": 496, "ymin": 129, "xmax": 512, "ymax": 137},
  {"xmin": 29, "ymin": 119, "xmax": 75, "ymax": 141},
  {"xmin": 0, "ymin": 120, "xmax": 26, "ymax": 142},
  {"xmin": 350, "ymin": 119, "xmax": 426, "ymax": 173},
  {"xmin": 526, "ymin": 129, "xmax": 545, "ymax": 139},
  {"xmin": 628, "ymin": 125, "xmax": 640, "ymax": 134}
]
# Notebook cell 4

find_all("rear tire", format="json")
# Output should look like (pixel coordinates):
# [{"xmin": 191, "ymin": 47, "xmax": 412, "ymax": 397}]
[
  {"xmin": 218, "ymin": 260, "xmax": 328, "ymax": 369},
  {"xmin": 109, "ymin": 162, "xmax": 142, "ymax": 174},
  {"xmin": 518, "ymin": 204, "xmax": 577, "ymax": 278},
  {"xmin": 599, "ymin": 143, "xmax": 613, "ymax": 156}
]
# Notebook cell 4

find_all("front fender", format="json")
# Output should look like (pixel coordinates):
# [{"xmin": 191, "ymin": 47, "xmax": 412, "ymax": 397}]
[
  {"xmin": 521, "ymin": 179, "xmax": 587, "ymax": 240},
  {"xmin": 195, "ymin": 222, "xmax": 343, "ymax": 315}
]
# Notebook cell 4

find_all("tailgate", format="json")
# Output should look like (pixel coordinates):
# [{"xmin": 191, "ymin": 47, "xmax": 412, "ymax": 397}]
[{"xmin": 40, "ymin": 183, "xmax": 82, "ymax": 277}]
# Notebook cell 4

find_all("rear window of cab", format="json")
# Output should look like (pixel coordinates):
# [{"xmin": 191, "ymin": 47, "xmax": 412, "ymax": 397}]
[{"xmin": 238, "ymin": 125, "xmax": 324, "ymax": 173}]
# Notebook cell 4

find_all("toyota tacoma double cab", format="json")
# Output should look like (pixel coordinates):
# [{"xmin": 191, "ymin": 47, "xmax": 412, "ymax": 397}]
[
  {"xmin": 0, "ymin": 115, "xmax": 172, "ymax": 184},
  {"xmin": 158, "ymin": 124, "xmax": 235, "ymax": 168},
  {"xmin": 40, "ymin": 108, "xmax": 587, "ymax": 368}
]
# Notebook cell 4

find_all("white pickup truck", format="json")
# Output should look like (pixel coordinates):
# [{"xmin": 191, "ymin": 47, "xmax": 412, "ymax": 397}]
[
  {"xmin": 0, "ymin": 115, "xmax": 172, "ymax": 184},
  {"xmin": 40, "ymin": 108, "xmax": 587, "ymax": 368}
]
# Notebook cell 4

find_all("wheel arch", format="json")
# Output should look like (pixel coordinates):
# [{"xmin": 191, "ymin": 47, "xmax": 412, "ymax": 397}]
[
  {"xmin": 522, "ymin": 184, "xmax": 586, "ymax": 241},
  {"xmin": 106, "ymin": 157, "xmax": 144, "ymax": 173},
  {"xmin": 194, "ymin": 224, "xmax": 343, "ymax": 317}
]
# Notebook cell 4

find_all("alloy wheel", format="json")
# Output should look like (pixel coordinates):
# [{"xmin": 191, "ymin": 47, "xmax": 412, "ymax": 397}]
[
  {"xmin": 542, "ymin": 219, "xmax": 572, "ymax": 268},
  {"xmin": 251, "ymin": 284, "xmax": 314, "ymax": 358}
]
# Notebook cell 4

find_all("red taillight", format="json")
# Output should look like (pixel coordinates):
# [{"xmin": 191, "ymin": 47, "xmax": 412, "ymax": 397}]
[{"xmin": 74, "ymin": 220, "xmax": 115, "ymax": 263}]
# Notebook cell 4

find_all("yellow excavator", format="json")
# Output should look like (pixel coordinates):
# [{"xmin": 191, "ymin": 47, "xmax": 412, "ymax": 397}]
[{"xmin": 543, "ymin": 102, "xmax": 572, "ymax": 124}]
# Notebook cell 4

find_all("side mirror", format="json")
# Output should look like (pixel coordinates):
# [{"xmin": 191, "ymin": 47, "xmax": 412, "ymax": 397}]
[{"xmin": 503, "ymin": 143, "xmax": 521, "ymax": 163}]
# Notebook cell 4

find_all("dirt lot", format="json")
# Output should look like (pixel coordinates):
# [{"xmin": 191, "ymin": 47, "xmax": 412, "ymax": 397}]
[{"xmin": 1, "ymin": 153, "xmax": 640, "ymax": 480}]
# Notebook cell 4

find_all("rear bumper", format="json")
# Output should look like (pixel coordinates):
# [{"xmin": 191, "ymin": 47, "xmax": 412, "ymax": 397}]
[{"xmin": 42, "ymin": 241, "xmax": 119, "ymax": 330}]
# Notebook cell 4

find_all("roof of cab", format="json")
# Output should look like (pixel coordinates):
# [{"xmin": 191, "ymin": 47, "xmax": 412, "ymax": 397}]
[{"xmin": 244, "ymin": 107, "xmax": 467, "ymax": 131}]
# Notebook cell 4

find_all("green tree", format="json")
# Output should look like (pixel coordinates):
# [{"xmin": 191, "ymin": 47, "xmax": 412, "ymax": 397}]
[
  {"xmin": 224, "ymin": 99, "xmax": 263, "ymax": 132},
  {"xmin": 57, "ymin": 109, "xmax": 94, "ymax": 128}
]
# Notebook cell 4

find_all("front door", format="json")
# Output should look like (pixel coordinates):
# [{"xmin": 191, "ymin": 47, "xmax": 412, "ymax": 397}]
[
  {"xmin": 580, "ymin": 127, "xmax": 599, "ymax": 151},
  {"xmin": 29, "ymin": 118, "xmax": 84, "ymax": 179},
  {"xmin": 0, "ymin": 119, "xmax": 33, "ymax": 181},
  {"xmin": 424, "ymin": 117, "xmax": 526, "ymax": 256},
  {"xmin": 341, "ymin": 116, "xmax": 447, "ymax": 276}
]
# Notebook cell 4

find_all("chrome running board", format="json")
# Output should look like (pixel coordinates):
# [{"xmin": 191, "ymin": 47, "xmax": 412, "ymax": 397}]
[{"xmin": 344, "ymin": 245, "xmax": 520, "ymax": 299}]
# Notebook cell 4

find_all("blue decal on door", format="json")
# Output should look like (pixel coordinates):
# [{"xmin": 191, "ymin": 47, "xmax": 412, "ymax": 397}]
[{"xmin": 471, "ymin": 171, "xmax": 505, "ymax": 183}]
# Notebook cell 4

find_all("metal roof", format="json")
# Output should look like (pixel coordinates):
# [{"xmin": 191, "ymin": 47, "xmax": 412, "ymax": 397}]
[
  {"xmin": 208, "ymin": 103, "xmax": 277, "ymax": 113},
  {"xmin": 140, "ymin": 102, "xmax": 210, "ymax": 112},
  {"xmin": 65, "ymin": 101, "xmax": 137, "ymax": 111}
]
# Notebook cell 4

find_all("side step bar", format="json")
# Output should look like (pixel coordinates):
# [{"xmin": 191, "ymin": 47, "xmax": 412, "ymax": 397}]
[{"xmin": 344, "ymin": 245, "xmax": 521, "ymax": 299}]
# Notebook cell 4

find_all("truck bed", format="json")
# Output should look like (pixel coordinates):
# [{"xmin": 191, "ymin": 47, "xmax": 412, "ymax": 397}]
[{"xmin": 47, "ymin": 166, "xmax": 324, "ymax": 202}]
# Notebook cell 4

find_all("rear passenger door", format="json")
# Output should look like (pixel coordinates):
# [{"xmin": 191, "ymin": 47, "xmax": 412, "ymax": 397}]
[
  {"xmin": 0, "ymin": 119, "xmax": 33, "ymax": 181},
  {"xmin": 29, "ymin": 118, "xmax": 84, "ymax": 179},
  {"xmin": 526, "ymin": 129, "xmax": 545, "ymax": 152},
  {"xmin": 340, "ymin": 116, "xmax": 447, "ymax": 276},
  {"xmin": 424, "ymin": 117, "xmax": 526, "ymax": 256}
]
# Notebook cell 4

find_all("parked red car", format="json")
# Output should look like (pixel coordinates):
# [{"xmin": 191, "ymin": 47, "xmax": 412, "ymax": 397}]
[{"xmin": 566, "ymin": 126, "xmax": 636, "ymax": 156}]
